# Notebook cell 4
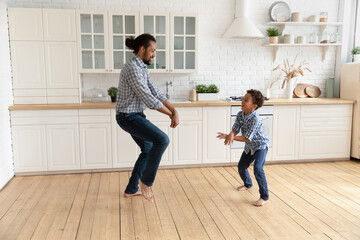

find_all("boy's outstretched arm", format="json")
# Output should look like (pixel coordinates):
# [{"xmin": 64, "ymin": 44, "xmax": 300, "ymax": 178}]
[{"xmin": 217, "ymin": 130, "xmax": 238, "ymax": 145}]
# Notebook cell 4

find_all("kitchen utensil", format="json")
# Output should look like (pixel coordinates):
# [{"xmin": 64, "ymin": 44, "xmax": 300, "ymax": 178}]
[
  {"xmin": 269, "ymin": 1, "xmax": 291, "ymax": 22},
  {"xmin": 293, "ymin": 83, "xmax": 310, "ymax": 98},
  {"xmin": 305, "ymin": 85, "xmax": 321, "ymax": 98}
]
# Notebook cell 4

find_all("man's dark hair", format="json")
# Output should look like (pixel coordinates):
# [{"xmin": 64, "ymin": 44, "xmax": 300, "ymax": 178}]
[
  {"xmin": 125, "ymin": 33, "xmax": 156, "ymax": 54},
  {"xmin": 247, "ymin": 89, "xmax": 264, "ymax": 109}
]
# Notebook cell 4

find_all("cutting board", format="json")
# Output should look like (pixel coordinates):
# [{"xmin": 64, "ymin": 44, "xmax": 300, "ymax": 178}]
[
  {"xmin": 293, "ymin": 83, "xmax": 311, "ymax": 98},
  {"xmin": 305, "ymin": 85, "xmax": 321, "ymax": 98}
]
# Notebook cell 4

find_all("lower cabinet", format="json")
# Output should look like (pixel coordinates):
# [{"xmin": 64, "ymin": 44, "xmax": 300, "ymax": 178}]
[
  {"xmin": 11, "ymin": 109, "xmax": 80, "ymax": 172},
  {"xmin": 79, "ymin": 109, "xmax": 112, "ymax": 169}
]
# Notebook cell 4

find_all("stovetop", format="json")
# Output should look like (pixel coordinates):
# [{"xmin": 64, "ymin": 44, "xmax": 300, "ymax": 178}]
[{"xmin": 226, "ymin": 96, "xmax": 269, "ymax": 102}]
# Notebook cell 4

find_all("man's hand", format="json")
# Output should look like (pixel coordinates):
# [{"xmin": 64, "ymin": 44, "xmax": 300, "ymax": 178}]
[{"xmin": 170, "ymin": 110, "xmax": 179, "ymax": 128}]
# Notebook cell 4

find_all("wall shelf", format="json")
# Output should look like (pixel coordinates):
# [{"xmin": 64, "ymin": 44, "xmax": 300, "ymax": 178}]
[
  {"xmin": 265, "ymin": 43, "xmax": 342, "ymax": 62},
  {"xmin": 265, "ymin": 22, "xmax": 343, "ymax": 33}
]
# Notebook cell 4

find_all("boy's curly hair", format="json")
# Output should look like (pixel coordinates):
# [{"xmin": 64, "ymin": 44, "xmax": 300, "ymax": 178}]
[{"xmin": 247, "ymin": 89, "xmax": 264, "ymax": 109}]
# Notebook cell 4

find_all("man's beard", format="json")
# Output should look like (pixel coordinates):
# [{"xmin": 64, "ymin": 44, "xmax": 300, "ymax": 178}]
[{"xmin": 143, "ymin": 58, "xmax": 151, "ymax": 65}]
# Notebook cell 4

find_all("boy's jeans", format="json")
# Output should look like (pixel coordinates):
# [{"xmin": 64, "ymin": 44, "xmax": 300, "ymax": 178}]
[
  {"xmin": 116, "ymin": 112, "xmax": 169, "ymax": 194},
  {"xmin": 238, "ymin": 148, "xmax": 269, "ymax": 200}
]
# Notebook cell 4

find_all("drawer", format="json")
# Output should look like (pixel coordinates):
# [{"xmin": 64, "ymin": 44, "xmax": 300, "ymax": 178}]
[
  {"xmin": 146, "ymin": 107, "xmax": 202, "ymax": 122},
  {"xmin": 301, "ymin": 104, "xmax": 352, "ymax": 118},
  {"xmin": 79, "ymin": 109, "xmax": 111, "ymax": 116},
  {"xmin": 300, "ymin": 117, "xmax": 352, "ymax": 132}
]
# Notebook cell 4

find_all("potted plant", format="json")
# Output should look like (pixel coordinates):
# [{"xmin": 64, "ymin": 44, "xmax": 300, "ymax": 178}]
[
  {"xmin": 266, "ymin": 27, "xmax": 280, "ymax": 44},
  {"xmin": 107, "ymin": 87, "xmax": 118, "ymax": 102},
  {"xmin": 352, "ymin": 46, "xmax": 360, "ymax": 62},
  {"xmin": 196, "ymin": 84, "xmax": 220, "ymax": 100}
]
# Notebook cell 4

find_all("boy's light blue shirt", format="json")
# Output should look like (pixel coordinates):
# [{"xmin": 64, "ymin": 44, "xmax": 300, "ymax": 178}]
[{"xmin": 232, "ymin": 110, "xmax": 269, "ymax": 155}]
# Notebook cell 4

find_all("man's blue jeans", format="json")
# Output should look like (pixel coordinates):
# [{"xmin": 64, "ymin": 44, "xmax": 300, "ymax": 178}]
[
  {"xmin": 116, "ymin": 112, "xmax": 169, "ymax": 194},
  {"xmin": 238, "ymin": 148, "xmax": 269, "ymax": 200}
]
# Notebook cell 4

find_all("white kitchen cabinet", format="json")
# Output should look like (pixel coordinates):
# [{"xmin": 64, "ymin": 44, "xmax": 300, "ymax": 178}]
[
  {"xmin": 43, "ymin": 9, "xmax": 76, "ymax": 41},
  {"xmin": 272, "ymin": 105, "xmax": 300, "ymax": 161},
  {"xmin": 11, "ymin": 109, "xmax": 80, "ymax": 172},
  {"xmin": 46, "ymin": 124, "xmax": 80, "ymax": 170},
  {"xmin": 298, "ymin": 104, "xmax": 352, "ymax": 159},
  {"xmin": 202, "ymin": 107, "xmax": 230, "ymax": 163},
  {"xmin": 79, "ymin": 109, "xmax": 112, "ymax": 169},
  {"xmin": 8, "ymin": 8, "xmax": 43, "ymax": 41},
  {"xmin": 111, "ymin": 110, "xmax": 139, "ymax": 168},
  {"xmin": 11, "ymin": 41, "xmax": 46, "ymax": 89},
  {"xmin": 140, "ymin": 12, "xmax": 169, "ymax": 73},
  {"xmin": 155, "ymin": 121, "xmax": 173, "ymax": 166},
  {"xmin": 12, "ymin": 125, "xmax": 47, "ymax": 172},
  {"xmin": 170, "ymin": 13, "xmax": 198, "ymax": 72},
  {"xmin": 8, "ymin": 8, "xmax": 79, "ymax": 104},
  {"xmin": 77, "ymin": 10, "xmax": 109, "ymax": 72},
  {"xmin": 109, "ymin": 12, "xmax": 139, "ymax": 73}
]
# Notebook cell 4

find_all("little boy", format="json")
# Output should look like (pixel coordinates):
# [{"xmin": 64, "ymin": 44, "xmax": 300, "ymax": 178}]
[{"xmin": 217, "ymin": 89, "xmax": 269, "ymax": 207}]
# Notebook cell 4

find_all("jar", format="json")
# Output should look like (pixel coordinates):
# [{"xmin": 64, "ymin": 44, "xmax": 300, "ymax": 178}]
[
  {"xmin": 309, "ymin": 32, "xmax": 318, "ymax": 44},
  {"xmin": 330, "ymin": 33, "xmax": 340, "ymax": 43},
  {"xmin": 297, "ymin": 36, "xmax": 306, "ymax": 44},
  {"xmin": 320, "ymin": 32, "xmax": 330, "ymax": 44},
  {"xmin": 291, "ymin": 12, "xmax": 302, "ymax": 22},
  {"xmin": 283, "ymin": 34, "xmax": 294, "ymax": 44},
  {"xmin": 320, "ymin": 12, "xmax": 328, "ymax": 22},
  {"xmin": 189, "ymin": 89, "xmax": 197, "ymax": 101}
]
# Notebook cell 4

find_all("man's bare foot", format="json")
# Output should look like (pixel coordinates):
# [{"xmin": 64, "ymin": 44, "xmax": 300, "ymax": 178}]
[
  {"xmin": 139, "ymin": 179, "xmax": 154, "ymax": 203},
  {"xmin": 237, "ymin": 185, "xmax": 250, "ymax": 191},
  {"xmin": 253, "ymin": 198, "xmax": 268, "ymax": 207},
  {"xmin": 123, "ymin": 190, "xmax": 142, "ymax": 198}
]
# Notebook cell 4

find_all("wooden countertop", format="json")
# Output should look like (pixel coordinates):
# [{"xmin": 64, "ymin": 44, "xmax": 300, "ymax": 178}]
[{"xmin": 8, "ymin": 98, "xmax": 355, "ymax": 110}]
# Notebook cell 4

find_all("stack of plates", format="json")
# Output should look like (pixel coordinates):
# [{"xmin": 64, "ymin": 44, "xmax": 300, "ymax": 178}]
[{"xmin": 293, "ymin": 84, "xmax": 321, "ymax": 98}]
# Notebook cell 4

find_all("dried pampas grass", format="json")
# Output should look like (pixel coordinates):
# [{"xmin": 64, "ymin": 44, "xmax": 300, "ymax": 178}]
[{"xmin": 271, "ymin": 55, "xmax": 312, "ymax": 89}]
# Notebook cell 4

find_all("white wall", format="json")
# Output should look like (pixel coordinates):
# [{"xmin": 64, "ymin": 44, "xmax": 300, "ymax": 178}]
[
  {"xmin": 6, "ymin": 0, "xmax": 343, "ymax": 100},
  {"xmin": 0, "ymin": 2, "xmax": 14, "ymax": 190}
]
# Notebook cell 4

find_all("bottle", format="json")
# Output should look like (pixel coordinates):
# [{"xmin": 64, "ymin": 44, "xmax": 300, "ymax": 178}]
[{"xmin": 189, "ymin": 89, "xmax": 197, "ymax": 101}]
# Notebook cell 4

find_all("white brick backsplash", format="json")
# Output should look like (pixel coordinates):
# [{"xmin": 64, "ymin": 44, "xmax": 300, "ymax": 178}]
[{"xmin": 5, "ymin": 0, "xmax": 343, "ymax": 99}]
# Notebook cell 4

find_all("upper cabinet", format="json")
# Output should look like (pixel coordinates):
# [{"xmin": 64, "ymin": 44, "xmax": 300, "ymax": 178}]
[
  {"xmin": 140, "ymin": 12, "xmax": 169, "ymax": 73},
  {"xmin": 109, "ymin": 12, "xmax": 139, "ymax": 73},
  {"xmin": 77, "ymin": 11, "xmax": 109, "ymax": 72},
  {"xmin": 8, "ymin": 8, "xmax": 43, "ymax": 41},
  {"xmin": 43, "ymin": 9, "xmax": 77, "ymax": 41},
  {"xmin": 77, "ymin": 11, "xmax": 197, "ymax": 73},
  {"xmin": 170, "ymin": 13, "xmax": 198, "ymax": 73}
]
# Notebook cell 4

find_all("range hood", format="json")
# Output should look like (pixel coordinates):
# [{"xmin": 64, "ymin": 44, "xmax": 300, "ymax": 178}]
[{"xmin": 223, "ymin": 0, "xmax": 264, "ymax": 39}]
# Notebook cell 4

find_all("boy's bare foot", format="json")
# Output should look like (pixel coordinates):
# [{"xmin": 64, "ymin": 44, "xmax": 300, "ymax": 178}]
[
  {"xmin": 139, "ymin": 179, "xmax": 154, "ymax": 203},
  {"xmin": 123, "ymin": 190, "xmax": 142, "ymax": 198},
  {"xmin": 253, "ymin": 198, "xmax": 268, "ymax": 207},
  {"xmin": 237, "ymin": 185, "xmax": 250, "ymax": 191}
]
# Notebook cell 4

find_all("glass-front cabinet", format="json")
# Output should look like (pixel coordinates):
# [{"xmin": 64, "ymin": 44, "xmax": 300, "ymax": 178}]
[
  {"xmin": 77, "ymin": 11, "xmax": 108, "ymax": 72},
  {"xmin": 140, "ymin": 13, "xmax": 169, "ymax": 73},
  {"xmin": 109, "ymin": 12, "xmax": 139, "ymax": 73},
  {"xmin": 171, "ymin": 13, "xmax": 197, "ymax": 73}
]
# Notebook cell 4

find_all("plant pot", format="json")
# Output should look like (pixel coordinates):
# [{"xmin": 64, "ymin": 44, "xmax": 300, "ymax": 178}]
[
  {"xmin": 111, "ymin": 96, "xmax": 116, "ymax": 102},
  {"xmin": 197, "ymin": 93, "xmax": 219, "ymax": 101},
  {"xmin": 269, "ymin": 36, "xmax": 278, "ymax": 44},
  {"xmin": 354, "ymin": 54, "xmax": 360, "ymax": 62}
]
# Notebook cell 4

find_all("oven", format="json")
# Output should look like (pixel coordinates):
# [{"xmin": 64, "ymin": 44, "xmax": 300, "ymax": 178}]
[{"xmin": 230, "ymin": 105, "xmax": 273, "ymax": 149}]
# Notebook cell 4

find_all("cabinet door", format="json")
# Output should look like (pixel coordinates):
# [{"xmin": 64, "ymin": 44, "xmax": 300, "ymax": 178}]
[
  {"xmin": 77, "ymin": 11, "xmax": 108, "ymax": 72},
  {"xmin": 203, "ymin": 107, "xmax": 230, "ymax": 163},
  {"xmin": 12, "ymin": 125, "xmax": 47, "ymax": 172},
  {"xmin": 45, "ymin": 42, "xmax": 78, "ymax": 89},
  {"xmin": 272, "ymin": 105, "xmax": 300, "ymax": 160},
  {"xmin": 43, "ymin": 9, "xmax": 76, "ymax": 41},
  {"xmin": 112, "ymin": 123, "xmax": 140, "ymax": 168},
  {"xmin": 80, "ymin": 123, "xmax": 112, "ymax": 169},
  {"xmin": 140, "ymin": 12, "xmax": 169, "ymax": 72},
  {"xmin": 299, "ymin": 131, "xmax": 351, "ymax": 159},
  {"xmin": 155, "ymin": 122, "xmax": 173, "ymax": 166},
  {"xmin": 173, "ymin": 121, "xmax": 202, "ymax": 165},
  {"xmin": 109, "ymin": 12, "xmax": 139, "ymax": 73},
  {"xmin": 170, "ymin": 13, "xmax": 197, "ymax": 73},
  {"xmin": 11, "ymin": 41, "xmax": 46, "ymax": 89},
  {"xmin": 8, "ymin": 8, "xmax": 43, "ymax": 41},
  {"xmin": 47, "ymin": 124, "xmax": 80, "ymax": 170}
]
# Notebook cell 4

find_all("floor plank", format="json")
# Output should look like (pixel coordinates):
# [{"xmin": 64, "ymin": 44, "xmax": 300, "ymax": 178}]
[{"xmin": 0, "ymin": 161, "xmax": 359, "ymax": 239}]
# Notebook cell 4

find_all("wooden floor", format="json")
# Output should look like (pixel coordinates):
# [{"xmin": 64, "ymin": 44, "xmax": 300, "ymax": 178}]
[{"xmin": 0, "ymin": 161, "xmax": 360, "ymax": 240}]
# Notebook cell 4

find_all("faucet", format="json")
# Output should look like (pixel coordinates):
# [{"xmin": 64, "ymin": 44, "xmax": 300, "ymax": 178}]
[{"xmin": 166, "ymin": 81, "xmax": 172, "ymax": 99}]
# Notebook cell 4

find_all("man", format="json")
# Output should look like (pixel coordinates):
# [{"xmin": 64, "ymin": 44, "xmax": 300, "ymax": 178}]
[{"xmin": 116, "ymin": 33, "xmax": 179, "ymax": 203}]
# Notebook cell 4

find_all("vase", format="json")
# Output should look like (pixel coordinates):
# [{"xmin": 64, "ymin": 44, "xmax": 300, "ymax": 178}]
[
  {"xmin": 285, "ymin": 79, "xmax": 295, "ymax": 99},
  {"xmin": 354, "ymin": 54, "xmax": 360, "ymax": 62},
  {"xmin": 265, "ymin": 87, "xmax": 271, "ymax": 99}
]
